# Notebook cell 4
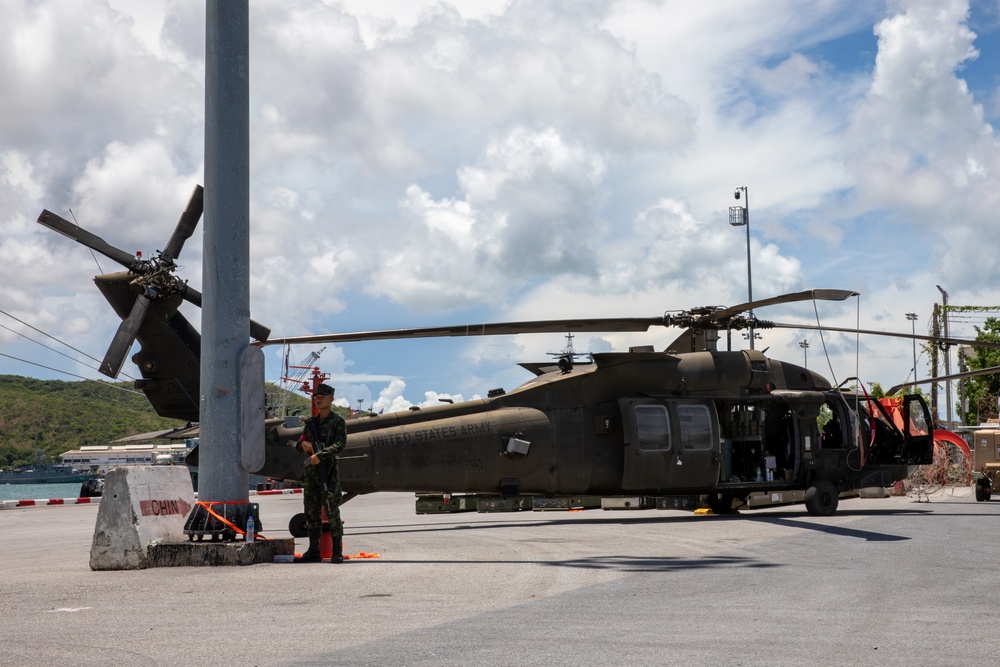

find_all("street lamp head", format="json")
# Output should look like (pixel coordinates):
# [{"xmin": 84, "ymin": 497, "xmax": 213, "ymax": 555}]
[{"xmin": 734, "ymin": 190, "xmax": 741, "ymax": 200}]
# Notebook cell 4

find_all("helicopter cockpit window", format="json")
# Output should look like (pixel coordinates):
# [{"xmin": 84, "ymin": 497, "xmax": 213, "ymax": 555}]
[
  {"xmin": 819, "ymin": 401, "xmax": 847, "ymax": 449},
  {"xmin": 678, "ymin": 404, "xmax": 713, "ymax": 451},
  {"xmin": 634, "ymin": 404, "xmax": 671, "ymax": 452}
]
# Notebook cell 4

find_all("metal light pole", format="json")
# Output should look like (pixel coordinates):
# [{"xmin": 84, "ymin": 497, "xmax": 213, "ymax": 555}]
[
  {"xmin": 729, "ymin": 186, "xmax": 754, "ymax": 349},
  {"xmin": 799, "ymin": 339, "xmax": 809, "ymax": 368},
  {"xmin": 905, "ymin": 312, "xmax": 918, "ymax": 384},
  {"xmin": 183, "ymin": 0, "xmax": 264, "ymax": 539},
  {"xmin": 936, "ymin": 285, "xmax": 951, "ymax": 428}
]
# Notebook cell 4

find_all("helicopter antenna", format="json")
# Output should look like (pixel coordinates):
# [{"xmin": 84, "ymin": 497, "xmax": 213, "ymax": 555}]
[
  {"xmin": 546, "ymin": 333, "xmax": 592, "ymax": 361},
  {"xmin": 562, "ymin": 333, "xmax": 575, "ymax": 356},
  {"xmin": 544, "ymin": 332, "xmax": 594, "ymax": 373}
]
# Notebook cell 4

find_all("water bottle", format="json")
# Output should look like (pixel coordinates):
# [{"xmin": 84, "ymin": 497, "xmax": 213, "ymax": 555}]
[{"xmin": 246, "ymin": 512, "xmax": 255, "ymax": 543}]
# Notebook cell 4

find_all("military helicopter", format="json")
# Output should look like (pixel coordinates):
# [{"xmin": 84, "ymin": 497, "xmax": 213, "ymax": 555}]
[{"xmin": 36, "ymin": 187, "xmax": 1000, "ymax": 517}]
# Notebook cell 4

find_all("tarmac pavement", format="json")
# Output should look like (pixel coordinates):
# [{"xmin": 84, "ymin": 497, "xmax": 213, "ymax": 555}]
[{"xmin": 1, "ymin": 486, "xmax": 997, "ymax": 667}]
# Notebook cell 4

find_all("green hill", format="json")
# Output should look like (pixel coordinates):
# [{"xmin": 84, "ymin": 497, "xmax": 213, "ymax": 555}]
[
  {"xmin": 0, "ymin": 375, "xmax": 185, "ymax": 467},
  {"xmin": 0, "ymin": 375, "xmax": 324, "ymax": 468}
]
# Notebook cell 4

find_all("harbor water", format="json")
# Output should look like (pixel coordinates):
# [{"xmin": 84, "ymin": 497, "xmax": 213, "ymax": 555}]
[{"xmin": 0, "ymin": 482, "xmax": 87, "ymax": 501}]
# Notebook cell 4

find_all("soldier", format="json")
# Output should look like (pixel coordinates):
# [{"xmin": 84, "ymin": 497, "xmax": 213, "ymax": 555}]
[{"xmin": 293, "ymin": 383, "xmax": 348, "ymax": 563}]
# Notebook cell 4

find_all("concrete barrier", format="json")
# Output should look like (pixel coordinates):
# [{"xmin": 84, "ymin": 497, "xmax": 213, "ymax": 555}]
[{"xmin": 90, "ymin": 466, "xmax": 196, "ymax": 570}]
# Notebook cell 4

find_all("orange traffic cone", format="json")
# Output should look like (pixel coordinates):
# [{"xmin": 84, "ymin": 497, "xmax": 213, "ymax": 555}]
[{"xmin": 319, "ymin": 522, "xmax": 332, "ymax": 560}]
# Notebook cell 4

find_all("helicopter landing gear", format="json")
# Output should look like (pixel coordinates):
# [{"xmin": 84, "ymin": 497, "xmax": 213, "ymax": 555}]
[
  {"xmin": 804, "ymin": 479, "xmax": 839, "ymax": 516},
  {"xmin": 705, "ymin": 493, "xmax": 738, "ymax": 515},
  {"xmin": 289, "ymin": 512, "xmax": 310, "ymax": 538}
]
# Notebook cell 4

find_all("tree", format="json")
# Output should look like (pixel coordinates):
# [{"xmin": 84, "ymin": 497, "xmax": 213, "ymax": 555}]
[{"xmin": 958, "ymin": 317, "xmax": 1000, "ymax": 425}]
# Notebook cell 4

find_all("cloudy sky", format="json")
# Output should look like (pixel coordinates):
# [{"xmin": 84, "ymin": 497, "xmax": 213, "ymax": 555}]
[{"xmin": 2, "ymin": 0, "xmax": 999, "ymax": 422}]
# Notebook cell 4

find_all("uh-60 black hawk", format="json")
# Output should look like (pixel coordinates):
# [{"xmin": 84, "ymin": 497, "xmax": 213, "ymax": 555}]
[{"xmin": 37, "ymin": 186, "xmax": 1000, "ymax": 517}]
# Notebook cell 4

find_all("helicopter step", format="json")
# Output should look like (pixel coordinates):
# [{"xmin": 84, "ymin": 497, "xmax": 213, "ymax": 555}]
[
  {"xmin": 415, "ymin": 494, "xmax": 478, "ymax": 514},
  {"xmin": 531, "ymin": 495, "xmax": 602, "ymax": 511},
  {"xmin": 601, "ymin": 496, "xmax": 655, "ymax": 510},
  {"xmin": 743, "ymin": 489, "xmax": 806, "ymax": 508},
  {"xmin": 476, "ymin": 496, "xmax": 534, "ymax": 512},
  {"xmin": 655, "ymin": 496, "xmax": 699, "ymax": 511},
  {"xmin": 417, "ymin": 494, "xmax": 616, "ymax": 513}
]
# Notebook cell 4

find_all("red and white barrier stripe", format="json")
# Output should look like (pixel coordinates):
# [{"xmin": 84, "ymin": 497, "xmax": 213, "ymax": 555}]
[
  {"xmin": 1, "ymin": 487, "xmax": 301, "ymax": 509},
  {"xmin": 251, "ymin": 488, "xmax": 302, "ymax": 496},
  {"xmin": 0, "ymin": 497, "xmax": 96, "ymax": 510}
]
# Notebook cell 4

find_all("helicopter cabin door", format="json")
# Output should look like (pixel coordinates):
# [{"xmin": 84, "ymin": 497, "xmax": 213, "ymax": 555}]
[{"xmin": 618, "ymin": 398, "xmax": 720, "ymax": 492}]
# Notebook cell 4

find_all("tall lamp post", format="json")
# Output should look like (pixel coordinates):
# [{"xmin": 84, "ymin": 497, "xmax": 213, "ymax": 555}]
[
  {"xmin": 936, "ymin": 285, "xmax": 951, "ymax": 428},
  {"xmin": 799, "ymin": 339, "xmax": 809, "ymax": 368},
  {"xmin": 730, "ymin": 186, "xmax": 754, "ymax": 349},
  {"xmin": 905, "ymin": 312, "xmax": 918, "ymax": 383}
]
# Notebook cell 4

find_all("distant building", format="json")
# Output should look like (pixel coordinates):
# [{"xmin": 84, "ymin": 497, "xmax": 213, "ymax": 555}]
[{"xmin": 60, "ymin": 439, "xmax": 197, "ymax": 473}]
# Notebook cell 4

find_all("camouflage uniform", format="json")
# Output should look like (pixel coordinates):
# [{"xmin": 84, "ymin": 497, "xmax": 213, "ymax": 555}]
[{"xmin": 297, "ymin": 411, "xmax": 347, "ymax": 541}]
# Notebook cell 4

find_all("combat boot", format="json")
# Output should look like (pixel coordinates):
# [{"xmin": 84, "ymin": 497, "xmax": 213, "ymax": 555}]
[
  {"xmin": 293, "ymin": 536, "xmax": 321, "ymax": 563},
  {"xmin": 330, "ymin": 537, "xmax": 344, "ymax": 563}
]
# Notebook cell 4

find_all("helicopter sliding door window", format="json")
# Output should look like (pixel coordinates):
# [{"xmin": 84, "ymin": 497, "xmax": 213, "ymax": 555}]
[
  {"xmin": 634, "ymin": 405, "xmax": 671, "ymax": 451},
  {"xmin": 619, "ymin": 399, "xmax": 673, "ymax": 490},
  {"xmin": 677, "ymin": 404, "xmax": 713, "ymax": 451}
]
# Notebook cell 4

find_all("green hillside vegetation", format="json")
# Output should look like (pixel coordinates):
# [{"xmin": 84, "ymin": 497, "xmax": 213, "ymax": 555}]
[
  {"xmin": 0, "ymin": 375, "xmax": 329, "ymax": 468},
  {"xmin": 0, "ymin": 375, "xmax": 183, "ymax": 467}
]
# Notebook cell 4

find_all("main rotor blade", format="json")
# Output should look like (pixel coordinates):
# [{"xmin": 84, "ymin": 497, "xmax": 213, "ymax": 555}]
[
  {"xmin": 37, "ymin": 210, "xmax": 140, "ymax": 270},
  {"xmin": 260, "ymin": 289, "xmax": 858, "ymax": 349},
  {"xmin": 888, "ymin": 365, "xmax": 1000, "ymax": 395},
  {"xmin": 769, "ymin": 322, "xmax": 1000, "ymax": 350},
  {"xmin": 100, "ymin": 294, "xmax": 151, "ymax": 378},
  {"xmin": 180, "ymin": 285, "xmax": 271, "ymax": 341},
  {"xmin": 161, "ymin": 185, "xmax": 204, "ymax": 264},
  {"xmin": 260, "ymin": 317, "xmax": 669, "ymax": 347},
  {"xmin": 709, "ymin": 289, "xmax": 859, "ymax": 322}
]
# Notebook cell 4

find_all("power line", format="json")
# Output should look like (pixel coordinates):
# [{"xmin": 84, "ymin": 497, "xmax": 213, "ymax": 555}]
[
  {"xmin": 0, "ymin": 321, "xmax": 99, "ymax": 370},
  {"xmin": 0, "ymin": 351, "xmax": 143, "ymax": 395},
  {"xmin": 0, "ymin": 307, "xmax": 102, "ymax": 365},
  {"xmin": 0, "ymin": 307, "xmax": 135, "ymax": 381}
]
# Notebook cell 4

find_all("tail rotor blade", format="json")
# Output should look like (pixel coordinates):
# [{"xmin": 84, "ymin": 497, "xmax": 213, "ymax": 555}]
[
  {"xmin": 100, "ymin": 295, "xmax": 151, "ymax": 378},
  {"xmin": 161, "ymin": 185, "xmax": 204, "ymax": 264},
  {"xmin": 37, "ymin": 210, "xmax": 140, "ymax": 270}
]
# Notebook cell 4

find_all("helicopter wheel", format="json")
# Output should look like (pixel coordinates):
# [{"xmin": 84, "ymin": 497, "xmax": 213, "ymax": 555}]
[
  {"xmin": 975, "ymin": 482, "xmax": 991, "ymax": 502},
  {"xmin": 289, "ymin": 512, "xmax": 310, "ymax": 538},
  {"xmin": 707, "ymin": 494, "xmax": 736, "ymax": 515},
  {"xmin": 804, "ymin": 480, "xmax": 839, "ymax": 517}
]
